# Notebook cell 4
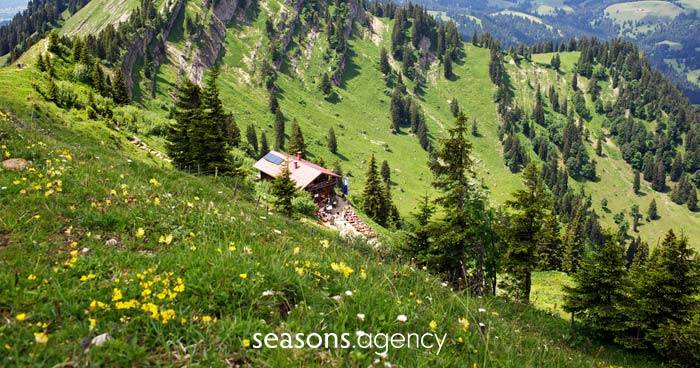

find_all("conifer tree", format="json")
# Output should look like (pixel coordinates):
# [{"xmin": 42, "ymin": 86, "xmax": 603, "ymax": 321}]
[
  {"xmin": 648, "ymin": 198, "xmax": 659, "ymax": 220},
  {"xmin": 111, "ymin": 68, "xmax": 130, "ymax": 104},
  {"xmin": 287, "ymin": 120, "xmax": 306, "ymax": 157},
  {"xmin": 327, "ymin": 127, "xmax": 337, "ymax": 154},
  {"xmin": 246, "ymin": 124, "xmax": 258, "ymax": 155},
  {"xmin": 390, "ymin": 87, "xmax": 405, "ymax": 133},
  {"xmin": 595, "ymin": 138, "xmax": 603, "ymax": 157},
  {"xmin": 630, "ymin": 204, "xmax": 641, "ymax": 232},
  {"xmin": 91, "ymin": 61, "xmax": 105, "ymax": 94},
  {"xmin": 274, "ymin": 109, "xmax": 285, "ymax": 150},
  {"xmin": 362, "ymin": 154, "xmax": 388, "ymax": 226},
  {"xmin": 620, "ymin": 231, "xmax": 700, "ymax": 354},
  {"xmin": 633, "ymin": 170, "xmax": 641, "ymax": 195},
  {"xmin": 572, "ymin": 73, "xmax": 578, "ymax": 91},
  {"xmin": 670, "ymin": 154, "xmax": 684, "ymax": 182},
  {"xmin": 563, "ymin": 203, "xmax": 586, "ymax": 273},
  {"xmin": 687, "ymin": 186, "xmax": 698, "ymax": 212},
  {"xmin": 539, "ymin": 214, "xmax": 564, "ymax": 270},
  {"xmin": 259, "ymin": 132, "xmax": 269, "ymax": 159},
  {"xmin": 36, "ymin": 54, "xmax": 46, "ymax": 72},
  {"xmin": 269, "ymin": 93, "xmax": 279, "ymax": 113},
  {"xmin": 320, "ymin": 72, "xmax": 332, "ymax": 96},
  {"xmin": 404, "ymin": 194, "xmax": 434, "ymax": 264},
  {"xmin": 167, "ymin": 78, "xmax": 202, "ymax": 170},
  {"xmin": 428, "ymin": 112, "xmax": 488, "ymax": 289},
  {"xmin": 381, "ymin": 160, "xmax": 391, "ymax": 184},
  {"xmin": 197, "ymin": 69, "xmax": 233, "ymax": 173},
  {"xmin": 379, "ymin": 47, "xmax": 391, "ymax": 75},
  {"xmin": 563, "ymin": 232, "xmax": 629, "ymax": 336},
  {"xmin": 443, "ymin": 54, "xmax": 452, "ymax": 79},
  {"xmin": 503, "ymin": 162, "xmax": 553, "ymax": 303},
  {"xmin": 653, "ymin": 159, "xmax": 666, "ymax": 192},
  {"xmin": 271, "ymin": 163, "xmax": 297, "ymax": 217},
  {"xmin": 471, "ymin": 118, "xmax": 479, "ymax": 137},
  {"xmin": 550, "ymin": 53, "xmax": 561, "ymax": 71},
  {"xmin": 532, "ymin": 95, "xmax": 545, "ymax": 126},
  {"xmin": 450, "ymin": 98, "xmax": 459, "ymax": 117}
]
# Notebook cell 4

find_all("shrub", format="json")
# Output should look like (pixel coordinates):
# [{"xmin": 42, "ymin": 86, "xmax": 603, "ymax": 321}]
[{"xmin": 293, "ymin": 194, "xmax": 317, "ymax": 217}]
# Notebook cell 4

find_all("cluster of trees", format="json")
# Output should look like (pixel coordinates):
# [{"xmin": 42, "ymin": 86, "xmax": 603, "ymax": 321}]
[
  {"xmin": 362, "ymin": 154, "xmax": 400, "ymax": 228},
  {"xmin": 166, "ymin": 70, "xmax": 241, "ymax": 175},
  {"xmin": 400, "ymin": 113, "xmax": 699, "ymax": 365},
  {"xmin": 370, "ymin": 1, "xmax": 461, "ymax": 84},
  {"xmin": 0, "ymin": 0, "xmax": 90, "ymax": 62},
  {"xmin": 388, "ymin": 78, "xmax": 430, "ymax": 149},
  {"xmin": 488, "ymin": 40, "xmax": 529, "ymax": 173},
  {"xmin": 564, "ymin": 230, "xmax": 699, "ymax": 366},
  {"xmin": 573, "ymin": 37, "xmax": 700, "ymax": 211}
]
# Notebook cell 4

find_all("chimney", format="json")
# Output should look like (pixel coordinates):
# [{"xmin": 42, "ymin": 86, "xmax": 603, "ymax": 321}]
[{"xmin": 296, "ymin": 151, "xmax": 302, "ymax": 160}]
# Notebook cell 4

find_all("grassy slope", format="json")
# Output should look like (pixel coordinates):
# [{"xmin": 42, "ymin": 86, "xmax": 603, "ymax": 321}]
[
  {"xmin": 58, "ymin": 0, "xmax": 141, "ymax": 37},
  {"xmin": 508, "ymin": 52, "xmax": 700, "ymax": 248},
  {"xmin": 0, "ymin": 64, "xmax": 659, "ymax": 367},
  {"xmin": 151, "ymin": 4, "xmax": 521, "ymax": 214}
]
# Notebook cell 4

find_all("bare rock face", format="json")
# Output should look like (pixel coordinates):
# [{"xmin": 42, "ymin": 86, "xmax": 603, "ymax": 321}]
[{"xmin": 1, "ymin": 158, "xmax": 29, "ymax": 171}]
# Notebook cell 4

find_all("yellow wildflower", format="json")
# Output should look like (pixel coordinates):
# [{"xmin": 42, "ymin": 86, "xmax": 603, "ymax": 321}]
[
  {"xmin": 320, "ymin": 240, "xmax": 330, "ymax": 248},
  {"xmin": 293, "ymin": 247, "xmax": 300, "ymax": 255},
  {"xmin": 158, "ymin": 234, "xmax": 173, "ymax": 245},
  {"xmin": 458, "ymin": 317, "xmax": 470, "ymax": 331},
  {"xmin": 160, "ymin": 309, "xmax": 176, "ymax": 324},
  {"xmin": 201, "ymin": 315, "xmax": 213, "ymax": 324},
  {"xmin": 239, "ymin": 273, "xmax": 248, "ymax": 280},
  {"xmin": 112, "ymin": 288, "xmax": 123, "ymax": 302},
  {"xmin": 429, "ymin": 320, "xmax": 438, "ymax": 332},
  {"xmin": 330, "ymin": 262, "xmax": 354, "ymax": 278},
  {"xmin": 15, "ymin": 313, "xmax": 27, "ymax": 322},
  {"xmin": 135, "ymin": 228, "xmax": 145, "ymax": 239},
  {"xmin": 141, "ymin": 302, "xmax": 159, "ymax": 319},
  {"xmin": 34, "ymin": 332, "xmax": 49, "ymax": 344},
  {"xmin": 89, "ymin": 318, "xmax": 97, "ymax": 331},
  {"xmin": 149, "ymin": 178, "xmax": 161, "ymax": 188},
  {"xmin": 27, "ymin": 274, "xmax": 37, "ymax": 281},
  {"xmin": 243, "ymin": 339, "xmax": 251, "ymax": 348}
]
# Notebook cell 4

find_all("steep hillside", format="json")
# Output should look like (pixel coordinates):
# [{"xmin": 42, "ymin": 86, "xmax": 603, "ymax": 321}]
[{"xmin": 0, "ymin": 66, "xmax": 658, "ymax": 367}]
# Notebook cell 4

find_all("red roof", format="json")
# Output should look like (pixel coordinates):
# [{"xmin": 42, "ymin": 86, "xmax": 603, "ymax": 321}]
[{"xmin": 254, "ymin": 151, "xmax": 340, "ymax": 189}]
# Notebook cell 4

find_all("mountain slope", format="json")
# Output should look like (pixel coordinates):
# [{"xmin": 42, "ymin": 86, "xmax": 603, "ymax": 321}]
[{"xmin": 0, "ymin": 66, "xmax": 658, "ymax": 367}]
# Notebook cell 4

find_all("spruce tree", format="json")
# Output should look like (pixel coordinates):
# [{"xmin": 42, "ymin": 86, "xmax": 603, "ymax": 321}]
[
  {"xmin": 320, "ymin": 72, "xmax": 332, "ymax": 96},
  {"xmin": 246, "ymin": 124, "xmax": 258, "ymax": 154},
  {"xmin": 633, "ymin": 170, "xmax": 641, "ymax": 195},
  {"xmin": 563, "ymin": 232, "xmax": 629, "ymax": 337},
  {"xmin": 532, "ymin": 95, "xmax": 545, "ymax": 126},
  {"xmin": 670, "ymin": 154, "xmax": 684, "ymax": 182},
  {"xmin": 362, "ymin": 154, "xmax": 388, "ymax": 226},
  {"xmin": 648, "ymin": 198, "xmax": 659, "ymax": 220},
  {"xmin": 259, "ymin": 132, "xmax": 269, "ymax": 159},
  {"xmin": 269, "ymin": 93, "xmax": 279, "ymax": 113},
  {"xmin": 653, "ymin": 159, "xmax": 667, "ymax": 192},
  {"xmin": 572, "ymin": 73, "xmax": 578, "ymax": 91},
  {"xmin": 381, "ymin": 160, "xmax": 391, "ymax": 184},
  {"xmin": 450, "ymin": 98, "xmax": 459, "ymax": 117},
  {"xmin": 271, "ymin": 163, "xmax": 297, "ymax": 217},
  {"xmin": 389, "ymin": 87, "xmax": 405, "ymax": 133},
  {"xmin": 443, "ymin": 54, "xmax": 452, "ymax": 79},
  {"xmin": 379, "ymin": 47, "xmax": 391, "ymax": 75},
  {"xmin": 471, "ymin": 118, "xmax": 479, "ymax": 137},
  {"xmin": 504, "ymin": 162, "xmax": 553, "ymax": 303},
  {"xmin": 167, "ymin": 78, "xmax": 201, "ymax": 171},
  {"xmin": 687, "ymin": 186, "xmax": 698, "ymax": 212},
  {"xmin": 550, "ymin": 53, "xmax": 561, "ymax": 71},
  {"xmin": 198, "ymin": 69, "xmax": 232, "ymax": 173},
  {"xmin": 327, "ymin": 127, "xmax": 337, "ymax": 154},
  {"xmin": 428, "ymin": 112, "xmax": 488, "ymax": 289},
  {"xmin": 563, "ymin": 203, "xmax": 586, "ymax": 273},
  {"xmin": 404, "ymin": 194, "xmax": 434, "ymax": 264},
  {"xmin": 111, "ymin": 68, "xmax": 130, "ymax": 104},
  {"xmin": 287, "ymin": 120, "xmax": 306, "ymax": 157},
  {"xmin": 630, "ymin": 204, "xmax": 641, "ymax": 232},
  {"xmin": 91, "ymin": 61, "xmax": 105, "ymax": 94},
  {"xmin": 274, "ymin": 109, "xmax": 285, "ymax": 150},
  {"xmin": 621, "ymin": 231, "xmax": 700, "ymax": 353},
  {"xmin": 595, "ymin": 138, "xmax": 603, "ymax": 157}
]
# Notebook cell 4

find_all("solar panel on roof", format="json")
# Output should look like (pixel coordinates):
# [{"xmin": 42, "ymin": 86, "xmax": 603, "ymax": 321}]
[{"xmin": 263, "ymin": 152, "xmax": 284, "ymax": 165}]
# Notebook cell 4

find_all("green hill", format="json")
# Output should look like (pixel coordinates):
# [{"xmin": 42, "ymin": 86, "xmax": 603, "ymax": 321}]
[{"xmin": 1, "ymin": 0, "xmax": 699, "ymax": 366}]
